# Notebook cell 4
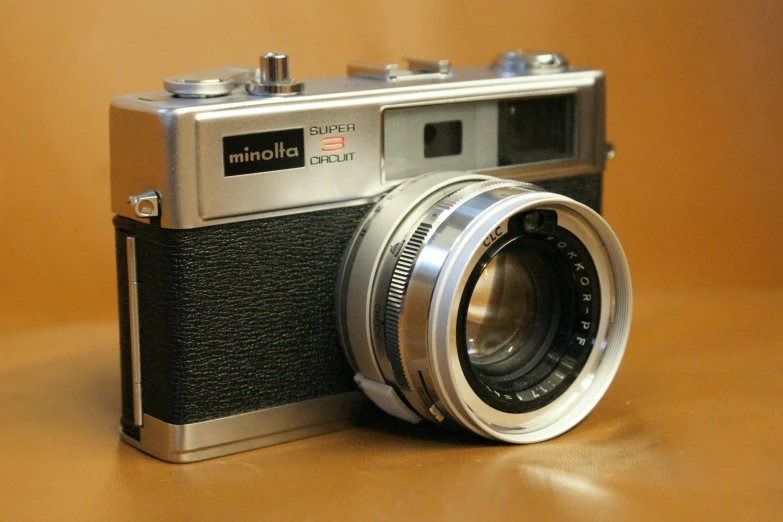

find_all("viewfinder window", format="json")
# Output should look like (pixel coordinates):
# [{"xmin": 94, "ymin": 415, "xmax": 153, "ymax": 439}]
[
  {"xmin": 424, "ymin": 120, "xmax": 463, "ymax": 158},
  {"xmin": 498, "ymin": 95, "xmax": 575, "ymax": 165}
]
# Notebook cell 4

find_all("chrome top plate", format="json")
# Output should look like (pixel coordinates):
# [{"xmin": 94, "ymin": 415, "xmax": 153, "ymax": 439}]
[{"xmin": 111, "ymin": 65, "xmax": 606, "ymax": 229}]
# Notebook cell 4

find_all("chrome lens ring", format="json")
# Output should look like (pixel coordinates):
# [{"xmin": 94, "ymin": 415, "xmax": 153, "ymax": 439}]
[
  {"xmin": 456, "ymin": 215, "xmax": 602, "ymax": 413},
  {"xmin": 428, "ymin": 192, "xmax": 631, "ymax": 441},
  {"xmin": 337, "ymin": 172, "xmax": 632, "ymax": 442}
]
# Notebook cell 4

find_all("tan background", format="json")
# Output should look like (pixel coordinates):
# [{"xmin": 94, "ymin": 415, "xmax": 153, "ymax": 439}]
[
  {"xmin": 2, "ymin": 2, "xmax": 783, "ymax": 520},
  {"xmin": 1, "ymin": 0, "xmax": 782, "ymax": 332}
]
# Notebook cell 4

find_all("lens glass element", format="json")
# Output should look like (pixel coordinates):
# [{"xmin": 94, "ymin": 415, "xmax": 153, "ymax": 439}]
[{"xmin": 465, "ymin": 250, "xmax": 557, "ymax": 379}]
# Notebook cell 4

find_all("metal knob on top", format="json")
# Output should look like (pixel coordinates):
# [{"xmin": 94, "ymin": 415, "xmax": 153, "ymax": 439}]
[
  {"xmin": 163, "ymin": 67, "xmax": 257, "ymax": 98},
  {"xmin": 492, "ymin": 50, "xmax": 569, "ymax": 75},
  {"xmin": 264, "ymin": 53, "xmax": 289, "ymax": 83},
  {"xmin": 246, "ymin": 53, "xmax": 304, "ymax": 96}
]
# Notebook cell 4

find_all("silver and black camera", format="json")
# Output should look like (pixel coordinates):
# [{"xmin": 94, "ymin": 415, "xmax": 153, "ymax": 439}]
[{"xmin": 111, "ymin": 51, "xmax": 632, "ymax": 462}]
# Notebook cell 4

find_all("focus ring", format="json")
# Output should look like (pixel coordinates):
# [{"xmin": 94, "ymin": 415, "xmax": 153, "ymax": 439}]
[{"xmin": 385, "ymin": 223, "xmax": 432, "ymax": 391}]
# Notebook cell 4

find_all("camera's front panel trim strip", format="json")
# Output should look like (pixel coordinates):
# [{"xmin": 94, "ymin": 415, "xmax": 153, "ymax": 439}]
[
  {"xmin": 119, "ymin": 391, "xmax": 372, "ymax": 463},
  {"xmin": 126, "ymin": 236, "xmax": 143, "ymax": 427}
]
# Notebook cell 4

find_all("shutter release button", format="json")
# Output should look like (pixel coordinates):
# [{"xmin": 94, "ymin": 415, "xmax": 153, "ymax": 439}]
[{"xmin": 246, "ymin": 53, "xmax": 304, "ymax": 96}]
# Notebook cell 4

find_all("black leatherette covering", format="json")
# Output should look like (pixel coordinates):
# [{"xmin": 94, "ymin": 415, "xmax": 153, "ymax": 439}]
[
  {"xmin": 114, "ymin": 174, "xmax": 601, "ymax": 432},
  {"xmin": 115, "ymin": 204, "xmax": 372, "ymax": 429},
  {"xmin": 535, "ymin": 173, "xmax": 602, "ymax": 214}
]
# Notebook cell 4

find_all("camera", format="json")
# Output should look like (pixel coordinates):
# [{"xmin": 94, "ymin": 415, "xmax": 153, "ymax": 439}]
[{"xmin": 111, "ymin": 51, "xmax": 632, "ymax": 462}]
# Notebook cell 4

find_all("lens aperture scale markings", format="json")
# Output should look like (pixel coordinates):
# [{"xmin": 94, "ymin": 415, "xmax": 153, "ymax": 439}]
[{"xmin": 515, "ymin": 370, "xmax": 567, "ymax": 402}]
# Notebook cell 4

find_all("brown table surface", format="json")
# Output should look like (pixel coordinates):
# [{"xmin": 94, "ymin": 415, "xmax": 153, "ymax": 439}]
[{"xmin": 1, "ymin": 289, "xmax": 781, "ymax": 521}]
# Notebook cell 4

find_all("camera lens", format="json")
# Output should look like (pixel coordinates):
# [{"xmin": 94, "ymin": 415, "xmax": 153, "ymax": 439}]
[{"xmin": 337, "ymin": 172, "xmax": 632, "ymax": 443}]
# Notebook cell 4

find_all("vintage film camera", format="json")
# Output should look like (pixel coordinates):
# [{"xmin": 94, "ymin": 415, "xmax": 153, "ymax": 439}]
[{"xmin": 111, "ymin": 51, "xmax": 631, "ymax": 462}]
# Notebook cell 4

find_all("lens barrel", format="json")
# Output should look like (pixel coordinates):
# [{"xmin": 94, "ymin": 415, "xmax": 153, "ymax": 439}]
[{"xmin": 336, "ymin": 172, "xmax": 632, "ymax": 443}]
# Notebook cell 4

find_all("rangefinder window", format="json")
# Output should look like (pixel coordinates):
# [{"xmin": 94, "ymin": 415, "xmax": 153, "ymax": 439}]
[
  {"xmin": 424, "ymin": 120, "xmax": 463, "ymax": 158},
  {"xmin": 498, "ymin": 94, "xmax": 576, "ymax": 165}
]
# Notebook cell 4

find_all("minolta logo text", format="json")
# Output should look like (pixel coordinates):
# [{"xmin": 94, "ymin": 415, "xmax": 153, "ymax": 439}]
[
  {"xmin": 228, "ymin": 143, "xmax": 300, "ymax": 164},
  {"xmin": 223, "ymin": 128, "xmax": 305, "ymax": 177}
]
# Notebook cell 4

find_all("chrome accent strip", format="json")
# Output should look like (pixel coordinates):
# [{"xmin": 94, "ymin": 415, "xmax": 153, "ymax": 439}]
[
  {"xmin": 126, "ymin": 236, "xmax": 138, "ymax": 281},
  {"xmin": 132, "ymin": 384, "xmax": 142, "ymax": 425},
  {"xmin": 119, "ymin": 391, "xmax": 372, "ymax": 463},
  {"xmin": 126, "ymin": 236, "xmax": 142, "ymax": 427}
]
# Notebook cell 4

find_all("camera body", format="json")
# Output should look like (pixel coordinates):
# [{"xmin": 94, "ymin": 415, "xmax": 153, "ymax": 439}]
[{"xmin": 111, "ymin": 51, "xmax": 612, "ymax": 462}]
